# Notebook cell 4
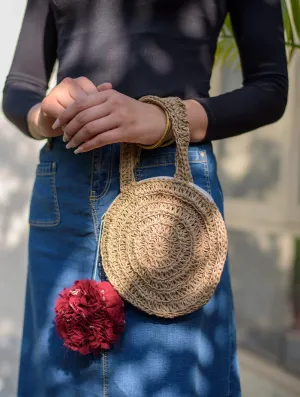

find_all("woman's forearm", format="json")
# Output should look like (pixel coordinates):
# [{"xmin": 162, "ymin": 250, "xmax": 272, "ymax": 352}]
[
  {"xmin": 162, "ymin": 100, "xmax": 208, "ymax": 144},
  {"xmin": 183, "ymin": 100, "xmax": 208, "ymax": 142},
  {"xmin": 28, "ymin": 97, "xmax": 208, "ymax": 144}
]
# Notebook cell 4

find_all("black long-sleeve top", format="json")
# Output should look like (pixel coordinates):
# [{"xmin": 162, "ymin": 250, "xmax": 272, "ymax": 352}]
[{"xmin": 2, "ymin": 0, "xmax": 288, "ymax": 140}]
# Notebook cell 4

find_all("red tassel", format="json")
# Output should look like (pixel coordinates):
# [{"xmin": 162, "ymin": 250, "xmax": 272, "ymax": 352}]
[{"xmin": 55, "ymin": 280, "xmax": 125, "ymax": 355}]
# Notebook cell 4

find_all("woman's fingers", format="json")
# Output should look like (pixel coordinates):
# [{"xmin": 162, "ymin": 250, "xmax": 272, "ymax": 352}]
[
  {"xmin": 97, "ymin": 82, "xmax": 113, "ymax": 92},
  {"xmin": 74, "ymin": 77, "xmax": 98, "ymax": 95},
  {"xmin": 74, "ymin": 129, "xmax": 123, "ymax": 154},
  {"xmin": 54, "ymin": 77, "xmax": 88, "ymax": 108},
  {"xmin": 65, "ymin": 114, "xmax": 119, "ymax": 149},
  {"xmin": 63, "ymin": 103, "xmax": 111, "ymax": 138},
  {"xmin": 53, "ymin": 90, "xmax": 111, "ymax": 130},
  {"xmin": 42, "ymin": 77, "xmax": 90, "ymax": 120},
  {"xmin": 41, "ymin": 95, "xmax": 65, "ymax": 120},
  {"xmin": 39, "ymin": 77, "xmax": 109, "ymax": 139},
  {"xmin": 62, "ymin": 82, "xmax": 112, "ymax": 141}
]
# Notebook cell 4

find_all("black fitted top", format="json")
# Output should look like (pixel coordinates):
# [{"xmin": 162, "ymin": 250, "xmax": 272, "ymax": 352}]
[{"xmin": 2, "ymin": 0, "xmax": 288, "ymax": 140}]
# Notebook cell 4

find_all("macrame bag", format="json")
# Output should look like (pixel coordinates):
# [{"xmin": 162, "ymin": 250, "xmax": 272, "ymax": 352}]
[{"xmin": 100, "ymin": 96, "xmax": 228, "ymax": 318}]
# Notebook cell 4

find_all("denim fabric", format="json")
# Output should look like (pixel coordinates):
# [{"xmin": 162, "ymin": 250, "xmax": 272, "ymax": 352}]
[{"xmin": 18, "ymin": 137, "xmax": 241, "ymax": 397}]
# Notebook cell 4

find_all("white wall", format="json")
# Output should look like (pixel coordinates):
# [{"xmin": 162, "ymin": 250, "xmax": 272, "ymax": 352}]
[
  {"xmin": 0, "ymin": 2, "xmax": 43, "ymax": 396},
  {"xmin": 213, "ymin": 55, "xmax": 300, "ymax": 367}
]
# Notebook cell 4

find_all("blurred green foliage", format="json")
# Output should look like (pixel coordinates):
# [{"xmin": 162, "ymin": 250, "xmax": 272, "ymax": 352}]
[{"xmin": 216, "ymin": 0, "xmax": 300, "ymax": 67}]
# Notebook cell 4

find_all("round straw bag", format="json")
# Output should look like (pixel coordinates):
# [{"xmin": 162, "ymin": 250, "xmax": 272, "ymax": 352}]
[{"xmin": 101, "ymin": 96, "xmax": 228, "ymax": 318}]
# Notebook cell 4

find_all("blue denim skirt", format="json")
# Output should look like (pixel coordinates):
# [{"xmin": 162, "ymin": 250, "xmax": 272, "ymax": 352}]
[{"xmin": 18, "ymin": 137, "xmax": 241, "ymax": 397}]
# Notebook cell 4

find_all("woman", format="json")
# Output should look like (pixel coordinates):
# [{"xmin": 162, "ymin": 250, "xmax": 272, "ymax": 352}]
[{"xmin": 2, "ymin": 1, "xmax": 288, "ymax": 396}]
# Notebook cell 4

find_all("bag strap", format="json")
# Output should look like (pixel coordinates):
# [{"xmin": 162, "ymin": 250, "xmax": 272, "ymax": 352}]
[{"xmin": 120, "ymin": 96, "xmax": 193, "ymax": 192}]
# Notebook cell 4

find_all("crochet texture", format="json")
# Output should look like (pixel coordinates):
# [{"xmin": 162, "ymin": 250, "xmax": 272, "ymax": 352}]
[{"xmin": 101, "ymin": 96, "xmax": 228, "ymax": 318}]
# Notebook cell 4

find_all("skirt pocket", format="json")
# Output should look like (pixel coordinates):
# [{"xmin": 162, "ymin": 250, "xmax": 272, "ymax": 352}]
[
  {"xmin": 134, "ymin": 145, "xmax": 210, "ymax": 190},
  {"xmin": 29, "ymin": 162, "xmax": 60, "ymax": 227}
]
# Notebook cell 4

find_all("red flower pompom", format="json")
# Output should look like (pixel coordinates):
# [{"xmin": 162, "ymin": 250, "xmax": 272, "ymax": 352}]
[{"xmin": 54, "ymin": 280, "xmax": 125, "ymax": 355}]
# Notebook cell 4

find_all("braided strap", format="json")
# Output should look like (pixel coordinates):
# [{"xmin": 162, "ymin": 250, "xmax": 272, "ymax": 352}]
[
  {"xmin": 120, "ymin": 96, "xmax": 193, "ymax": 190},
  {"xmin": 120, "ymin": 143, "xmax": 140, "ymax": 191},
  {"xmin": 139, "ymin": 96, "xmax": 192, "ymax": 183}
]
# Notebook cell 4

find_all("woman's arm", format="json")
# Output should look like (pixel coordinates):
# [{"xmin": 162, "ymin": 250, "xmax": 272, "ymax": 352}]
[
  {"xmin": 49, "ymin": 0, "xmax": 289, "ymax": 150},
  {"xmin": 2, "ymin": 0, "xmax": 57, "ymax": 138},
  {"xmin": 195, "ymin": 0, "xmax": 289, "ymax": 141}
]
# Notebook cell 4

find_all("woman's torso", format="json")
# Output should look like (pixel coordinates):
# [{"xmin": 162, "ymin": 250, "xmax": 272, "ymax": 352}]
[{"xmin": 52, "ymin": 0, "xmax": 227, "ymax": 98}]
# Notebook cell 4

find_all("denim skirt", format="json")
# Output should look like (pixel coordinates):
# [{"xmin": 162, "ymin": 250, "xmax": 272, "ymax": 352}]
[{"xmin": 18, "ymin": 137, "xmax": 242, "ymax": 397}]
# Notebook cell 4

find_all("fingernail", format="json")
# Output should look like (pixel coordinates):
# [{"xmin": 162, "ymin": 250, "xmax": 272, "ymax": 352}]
[
  {"xmin": 52, "ymin": 119, "xmax": 61, "ymax": 129},
  {"xmin": 62, "ymin": 134, "xmax": 69, "ymax": 142},
  {"xmin": 66, "ymin": 142, "xmax": 74, "ymax": 149},
  {"xmin": 74, "ymin": 146, "xmax": 83, "ymax": 154}
]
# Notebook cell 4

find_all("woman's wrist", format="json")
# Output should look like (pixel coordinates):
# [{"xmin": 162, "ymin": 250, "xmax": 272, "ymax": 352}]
[
  {"xmin": 27, "ymin": 103, "xmax": 46, "ymax": 140},
  {"xmin": 144, "ymin": 99, "xmax": 208, "ymax": 146},
  {"xmin": 134, "ymin": 102, "xmax": 167, "ymax": 146},
  {"xmin": 183, "ymin": 100, "xmax": 208, "ymax": 142},
  {"xmin": 137, "ymin": 99, "xmax": 208, "ymax": 149},
  {"xmin": 137, "ymin": 102, "xmax": 172, "ymax": 149}
]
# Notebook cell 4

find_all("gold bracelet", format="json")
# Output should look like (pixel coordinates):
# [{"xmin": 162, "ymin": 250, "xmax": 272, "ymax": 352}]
[
  {"xmin": 138, "ymin": 101, "xmax": 172, "ymax": 150},
  {"xmin": 160, "ymin": 137, "xmax": 175, "ymax": 147}
]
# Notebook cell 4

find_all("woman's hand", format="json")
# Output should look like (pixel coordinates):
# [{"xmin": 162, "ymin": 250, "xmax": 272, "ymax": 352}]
[
  {"xmin": 52, "ymin": 88, "xmax": 167, "ymax": 153},
  {"xmin": 27, "ymin": 78, "xmax": 111, "ymax": 139}
]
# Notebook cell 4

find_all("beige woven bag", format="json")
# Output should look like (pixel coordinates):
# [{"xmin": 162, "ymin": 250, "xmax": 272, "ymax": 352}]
[{"xmin": 101, "ymin": 96, "xmax": 228, "ymax": 318}]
